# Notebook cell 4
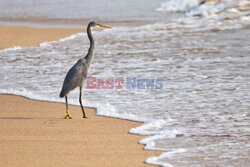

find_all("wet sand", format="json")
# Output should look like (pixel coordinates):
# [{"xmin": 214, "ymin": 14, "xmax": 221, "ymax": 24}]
[{"xmin": 0, "ymin": 26, "xmax": 162, "ymax": 167}]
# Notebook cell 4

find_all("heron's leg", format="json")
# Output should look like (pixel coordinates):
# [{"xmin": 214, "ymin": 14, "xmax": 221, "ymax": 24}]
[
  {"xmin": 64, "ymin": 95, "xmax": 72, "ymax": 119},
  {"xmin": 79, "ymin": 86, "xmax": 87, "ymax": 118}
]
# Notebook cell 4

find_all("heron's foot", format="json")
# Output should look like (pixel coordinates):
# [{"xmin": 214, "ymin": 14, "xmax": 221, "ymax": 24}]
[
  {"xmin": 64, "ymin": 113, "xmax": 72, "ymax": 119},
  {"xmin": 83, "ymin": 115, "xmax": 88, "ymax": 119}
]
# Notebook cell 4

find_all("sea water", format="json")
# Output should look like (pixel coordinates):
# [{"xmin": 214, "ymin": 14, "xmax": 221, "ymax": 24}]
[{"xmin": 0, "ymin": 0, "xmax": 249, "ymax": 166}]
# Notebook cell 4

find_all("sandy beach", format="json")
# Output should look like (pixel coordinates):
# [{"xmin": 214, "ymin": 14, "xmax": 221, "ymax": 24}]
[
  {"xmin": 0, "ymin": 26, "xmax": 82, "ymax": 50},
  {"xmin": 0, "ymin": 26, "xmax": 162, "ymax": 167}
]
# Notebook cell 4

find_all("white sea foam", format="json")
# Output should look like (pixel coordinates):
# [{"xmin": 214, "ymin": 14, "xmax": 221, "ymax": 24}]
[
  {"xmin": 130, "ymin": 118, "xmax": 184, "ymax": 152},
  {"xmin": 187, "ymin": 0, "xmax": 234, "ymax": 17},
  {"xmin": 156, "ymin": 0, "xmax": 231, "ymax": 16},
  {"xmin": 59, "ymin": 33, "xmax": 83, "ymax": 42},
  {"xmin": 156, "ymin": 0, "xmax": 249, "ymax": 23},
  {"xmin": 95, "ymin": 103, "xmax": 145, "ymax": 122},
  {"xmin": 0, "ymin": 46, "xmax": 22, "ymax": 52},
  {"xmin": 139, "ymin": 131, "xmax": 179, "ymax": 151},
  {"xmin": 130, "ymin": 119, "xmax": 170, "ymax": 135},
  {"xmin": 39, "ymin": 33, "xmax": 84, "ymax": 47},
  {"xmin": 39, "ymin": 42, "xmax": 52, "ymax": 47},
  {"xmin": 156, "ymin": 0, "xmax": 200, "ymax": 13},
  {"xmin": 146, "ymin": 148, "xmax": 187, "ymax": 167}
]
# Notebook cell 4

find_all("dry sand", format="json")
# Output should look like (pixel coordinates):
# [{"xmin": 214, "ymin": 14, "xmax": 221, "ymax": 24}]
[
  {"xmin": 0, "ymin": 26, "xmax": 162, "ymax": 167},
  {"xmin": 0, "ymin": 26, "xmax": 82, "ymax": 50}
]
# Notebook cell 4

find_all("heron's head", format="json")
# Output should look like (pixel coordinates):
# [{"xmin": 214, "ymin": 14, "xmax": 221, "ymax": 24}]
[{"xmin": 88, "ymin": 21, "xmax": 112, "ymax": 29}]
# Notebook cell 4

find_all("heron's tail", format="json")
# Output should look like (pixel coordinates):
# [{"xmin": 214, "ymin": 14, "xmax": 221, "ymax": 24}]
[{"xmin": 59, "ymin": 90, "xmax": 65, "ymax": 98}]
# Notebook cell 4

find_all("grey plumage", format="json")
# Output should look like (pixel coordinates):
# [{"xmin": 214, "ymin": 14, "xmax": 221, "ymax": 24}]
[{"xmin": 60, "ymin": 58, "xmax": 88, "ymax": 98}]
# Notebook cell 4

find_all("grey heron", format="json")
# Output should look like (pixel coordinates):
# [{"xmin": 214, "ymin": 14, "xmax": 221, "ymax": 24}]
[{"xmin": 60, "ymin": 21, "xmax": 111, "ymax": 119}]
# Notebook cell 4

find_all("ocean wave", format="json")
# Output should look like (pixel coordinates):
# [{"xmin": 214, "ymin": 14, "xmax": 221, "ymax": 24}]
[
  {"xmin": 155, "ymin": 0, "xmax": 250, "ymax": 33},
  {"xmin": 156, "ymin": 0, "xmax": 201, "ymax": 13},
  {"xmin": 156, "ymin": 0, "xmax": 249, "ymax": 19},
  {"xmin": 0, "ymin": 46, "xmax": 22, "ymax": 52},
  {"xmin": 146, "ymin": 148, "xmax": 187, "ymax": 167}
]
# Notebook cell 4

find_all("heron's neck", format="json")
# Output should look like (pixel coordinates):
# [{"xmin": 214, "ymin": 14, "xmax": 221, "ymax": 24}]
[{"xmin": 85, "ymin": 26, "xmax": 94, "ymax": 65}]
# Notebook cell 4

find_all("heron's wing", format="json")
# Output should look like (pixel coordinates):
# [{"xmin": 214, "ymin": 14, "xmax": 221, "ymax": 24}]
[{"xmin": 61, "ymin": 58, "xmax": 88, "ymax": 96}]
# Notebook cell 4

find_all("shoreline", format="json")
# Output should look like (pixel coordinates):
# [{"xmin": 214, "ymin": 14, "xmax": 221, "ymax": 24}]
[
  {"xmin": 0, "ymin": 25, "xmax": 82, "ymax": 50},
  {"xmin": 0, "ymin": 25, "xmax": 162, "ymax": 166},
  {"xmin": 0, "ymin": 18, "xmax": 151, "ymax": 30}
]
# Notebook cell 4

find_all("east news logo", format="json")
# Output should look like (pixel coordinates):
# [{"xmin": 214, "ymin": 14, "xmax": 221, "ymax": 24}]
[{"xmin": 86, "ymin": 77, "xmax": 163, "ymax": 89}]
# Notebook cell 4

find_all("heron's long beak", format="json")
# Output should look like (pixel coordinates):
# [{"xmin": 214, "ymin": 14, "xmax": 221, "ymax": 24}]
[{"xmin": 97, "ymin": 24, "xmax": 112, "ymax": 29}]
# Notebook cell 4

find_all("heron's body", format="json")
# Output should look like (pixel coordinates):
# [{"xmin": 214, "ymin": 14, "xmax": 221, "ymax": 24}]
[
  {"xmin": 60, "ymin": 58, "xmax": 88, "ymax": 98},
  {"xmin": 60, "ymin": 21, "xmax": 111, "ymax": 119}
]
